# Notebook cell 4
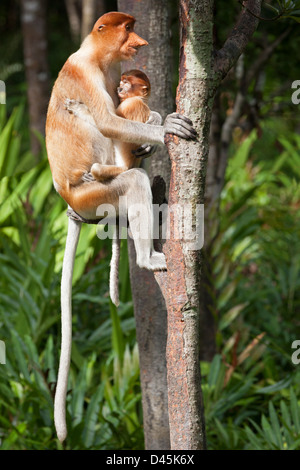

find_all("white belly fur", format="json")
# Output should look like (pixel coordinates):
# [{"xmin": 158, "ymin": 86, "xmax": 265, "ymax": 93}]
[{"xmin": 113, "ymin": 141, "xmax": 126, "ymax": 167}]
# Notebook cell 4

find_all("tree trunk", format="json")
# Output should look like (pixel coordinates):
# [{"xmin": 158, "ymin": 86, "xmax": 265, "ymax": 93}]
[
  {"xmin": 20, "ymin": 0, "xmax": 50, "ymax": 156},
  {"xmin": 154, "ymin": 0, "xmax": 263, "ymax": 450},
  {"xmin": 154, "ymin": 0, "xmax": 214, "ymax": 450},
  {"xmin": 118, "ymin": 0, "xmax": 172, "ymax": 450}
]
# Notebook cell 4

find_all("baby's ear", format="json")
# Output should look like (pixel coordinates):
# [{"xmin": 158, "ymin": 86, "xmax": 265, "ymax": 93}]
[{"xmin": 142, "ymin": 85, "xmax": 149, "ymax": 96}]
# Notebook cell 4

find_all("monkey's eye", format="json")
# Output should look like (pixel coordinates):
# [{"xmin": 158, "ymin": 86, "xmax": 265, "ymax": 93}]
[
  {"xmin": 98, "ymin": 24, "xmax": 105, "ymax": 31},
  {"xmin": 125, "ymin": 24, "xmax": 132, "ymax": 32}
]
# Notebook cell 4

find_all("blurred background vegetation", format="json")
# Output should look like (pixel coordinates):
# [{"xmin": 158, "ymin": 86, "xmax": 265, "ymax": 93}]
[{"xmin": 0, "ymin": 0, "xmax": 300, "ymax": 450}]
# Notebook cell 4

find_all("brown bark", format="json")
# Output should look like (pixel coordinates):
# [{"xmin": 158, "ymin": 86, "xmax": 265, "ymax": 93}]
[
  {"xmin": 118, "ymin": 0, "xmax": 173, "ymax": 451},
  {"xmin": 20, "ymin": 0, "xmax": 50, "ymax": 156},
  {"xmin": 154, "ymin": 0, "xmax": 215, "ymax": 449},
  {"xmin": 213, "ymin": 0, "xmax": 262, "ymax": 88}
]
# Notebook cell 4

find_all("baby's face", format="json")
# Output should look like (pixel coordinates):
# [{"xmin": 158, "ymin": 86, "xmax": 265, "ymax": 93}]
[{"xmin": 117, "ymin": 77, "xmax": 131, "ymax": 100}]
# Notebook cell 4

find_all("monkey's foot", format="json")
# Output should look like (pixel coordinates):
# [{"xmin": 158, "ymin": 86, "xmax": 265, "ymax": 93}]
[
  {"xmin": 82, "ymin": 172, "xmax": 96, "ymax": 183},
  {"xmin": 137, "ymin": 252, "xmax": 167, "ymax": 271}
]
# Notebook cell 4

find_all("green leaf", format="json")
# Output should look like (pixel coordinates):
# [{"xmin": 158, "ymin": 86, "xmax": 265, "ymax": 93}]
[
  {"xmin": 256, "ymin": 377, "xmax": 292, "ymax": 394},
  {"xmin": 0, "ymin": 109, "xmax": 16, "ymax": 179},
  {"xmin": 29, "ymin": 165, "xmax": 53, "ymax": 216},
  {"xmin": 110, "ymin": 301, "xmax": 125, "ymax": 364},
  {"xmin": 82, "ymin": 384, "xmax": 104, "ymax": 448},
  {"xmin": 71, "ymin": 361, "xmax": 88, "ymax": 428},
  {"xmin": 11, "ymin": 331, "xmax": 31, "ymax": 382},
  {"xmin": 284, "ymin": 14, "xmax": 300, "ymax": 21},
  {"xmin": 227, "ymin": 130, "xmax": 257, "ymax": 173},
  {"xmin": 208, "ymin": 354, "xmax": 222, "ymax": 387},
  {"xmin": 245, "ymin": 425, "xmax": 262, "ymax": 449},
  {"xmin": 215, "ymin": 262, "xmax": 230, "ymax": 289},
  {"xmin": 269, "ymin": 401, "xmax": 283, "ymax": 449},
  {"xmin": 218, "ymin": 280, "xmax": 237, "ymax": 310},
  {"xmin": 219, "ymin": 303, "xmax": 247, "ymax": 331},
  {"xmin": 264, "ymin": 3, "xmax": 280, "ymax": 13},
  {"xmin": 290, "ymin": 387, "xmax": 300, "ymax": 433},
  {"xmin": 261, "ymin": 414, "xmax": 276, "ymax": 447}
]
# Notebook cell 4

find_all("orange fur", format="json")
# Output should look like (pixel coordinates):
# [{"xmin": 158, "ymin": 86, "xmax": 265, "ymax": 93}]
[
  {"xmin": 45, "ymin": 12, "xmax": 166, "ymax": 218},
  {"xmin": 115, "ymin": 70, "xmax": 151, "ymax": 169}
]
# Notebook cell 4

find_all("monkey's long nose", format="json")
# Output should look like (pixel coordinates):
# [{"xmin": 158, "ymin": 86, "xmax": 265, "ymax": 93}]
[{"xmin": 132, "ymin": 33, "xmax": 148, "ymax": 48}]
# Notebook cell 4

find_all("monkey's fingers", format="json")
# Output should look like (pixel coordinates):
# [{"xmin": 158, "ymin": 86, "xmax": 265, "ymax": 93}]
[
  {"xmin": 169, "ymin": 114, "xmax": 197, "ymax": 134},
  {"xmin": 82, "ymin": 172, "xmax": 96, "ymax": 183},
  {"xmin": 165, "ymin": 120, "xmax": 197, "ymax": 140},
  {"xmin": 64, "ymin": 98, "xmax": 85, "ymax": 115},
  {"xmin": 167, "ymin": 122, "xmax": 197, "ymax": 140},
  {"xmin": 64, "ymin": 98, "xmax": 76, "ymax": 112},
  {"xmin": 164, "ymin": 113, "xmax": 197, "ymax": 141},
  {"xmin": 169, "ymin": 112, "xmax": 194, "ymax": 127},
  {"xmin": 132, "ymin": 144, "xmax": 158, "ymax": 158}
]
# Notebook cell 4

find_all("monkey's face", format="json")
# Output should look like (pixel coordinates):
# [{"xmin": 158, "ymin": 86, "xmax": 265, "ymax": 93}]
[
  {"xmin": 118, "ymin": 23, "xmax": 148, "ymax": 61},
  {"xmin": 117, "ymin": 79, "xmax": 132, "ymax": 100},
  {"xmin": 117, "ymin": 74, "xmax": 150, "ymax": 102},
  {"xmin": 92, "ymin": 12, "xmax": 148, "ymax": 62}
]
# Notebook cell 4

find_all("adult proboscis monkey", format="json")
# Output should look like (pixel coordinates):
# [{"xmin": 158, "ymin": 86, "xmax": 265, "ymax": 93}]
[{"xmin": 45, "ymin": 11, "xmax": 197, "ymax": 443}]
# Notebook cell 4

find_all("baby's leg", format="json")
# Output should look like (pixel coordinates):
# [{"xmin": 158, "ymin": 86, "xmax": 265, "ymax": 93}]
[{"xmin": 91, "ymin": 163, "xmax": 126, "ymax": 182}]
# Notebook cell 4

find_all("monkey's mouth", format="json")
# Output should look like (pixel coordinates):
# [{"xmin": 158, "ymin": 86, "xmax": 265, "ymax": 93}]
[{"xmin": 129, "ymin": 46, "xmax": 138, "ymax": 54}]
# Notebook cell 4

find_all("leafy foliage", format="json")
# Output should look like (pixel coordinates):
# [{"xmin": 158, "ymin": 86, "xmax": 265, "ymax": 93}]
[
  {"xmin": 203, "ymin": 123, "xmax": 300, "ymax": 450},
  {"xmin": 0, "ymin": 106, "xmax": 140, "ymax": 449}
]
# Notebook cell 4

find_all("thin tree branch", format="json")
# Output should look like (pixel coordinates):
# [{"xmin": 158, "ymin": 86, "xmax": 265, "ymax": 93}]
[{"xmin": 214, "ymin": 0, "xmax": 263, "ymax": 86}]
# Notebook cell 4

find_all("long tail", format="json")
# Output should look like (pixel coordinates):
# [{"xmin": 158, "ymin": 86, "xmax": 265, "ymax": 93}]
[
  {"xmin": 109, "ymin": 225, "xmax": 120, "ymax": 307},
  {"xmin": 54, "ymin": 217, "xmax": 81, "ymax": 443}
]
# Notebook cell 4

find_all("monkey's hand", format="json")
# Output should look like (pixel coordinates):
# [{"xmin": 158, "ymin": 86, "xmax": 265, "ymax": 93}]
[
  {"xmin": 163, "ymin": 113, "xmax": 197, "ymax": 140},
  {"xmin": 132, "ymin": 144, "xmax": 158, "ymax": 158},
  {"xmin": 65, "ymin": 98, "xmax": 87, "ymax": 116},
  {"xmin": 64, "ymin": 99, "xmax": 97, "ymax": 129}
]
